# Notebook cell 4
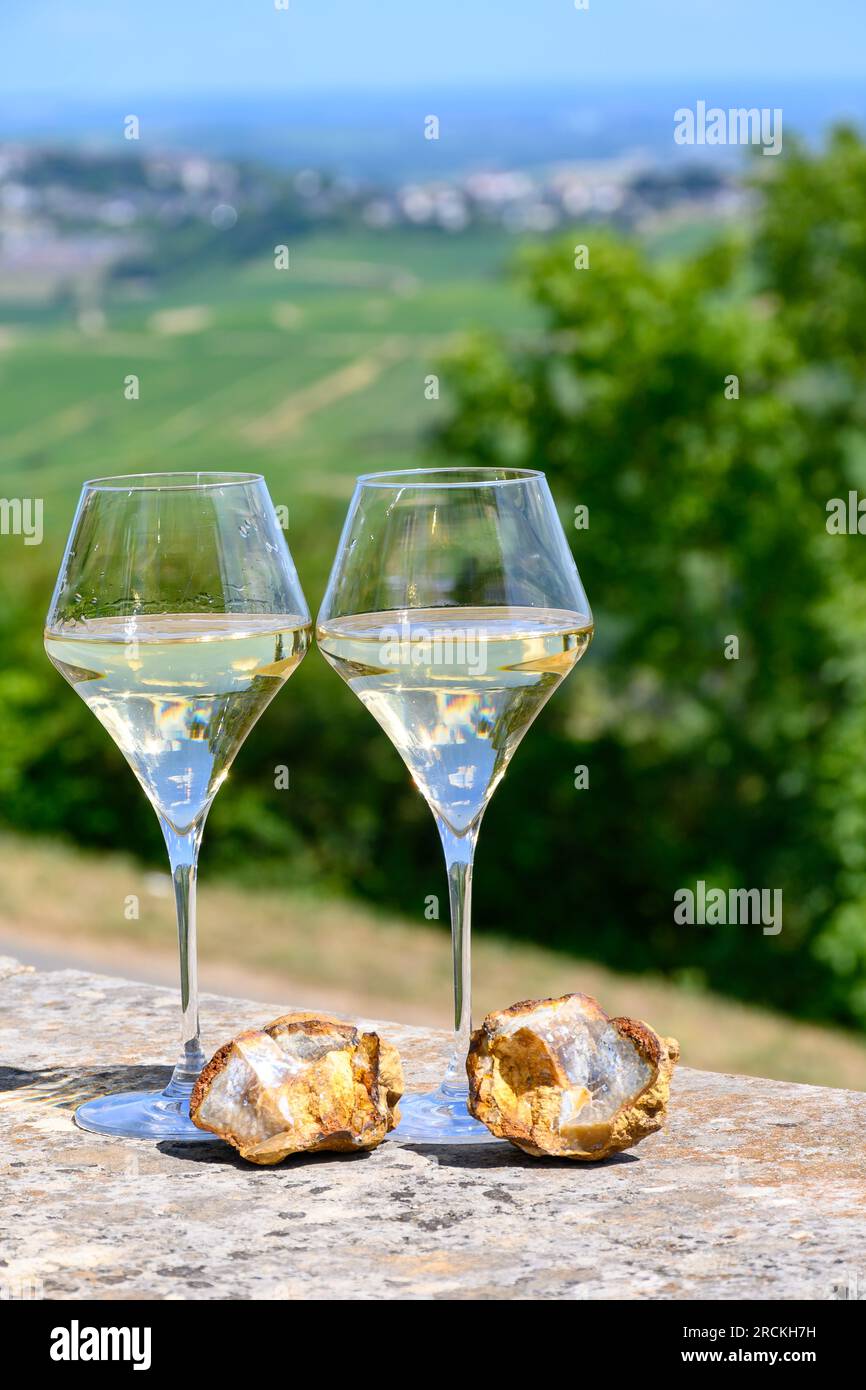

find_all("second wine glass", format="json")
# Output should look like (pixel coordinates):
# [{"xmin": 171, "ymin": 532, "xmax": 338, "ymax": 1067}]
[{"xmin": 317, "ymin": 467, "xmax": 592, "ymax": 1143}]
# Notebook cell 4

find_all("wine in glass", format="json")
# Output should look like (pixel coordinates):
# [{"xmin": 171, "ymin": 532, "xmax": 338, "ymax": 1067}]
[
  {"xmin": 45, "ymin": 472, "xmax": 310, "ymax": 1140},
  {"xmin": 317, "ymin": 467, "xmax": 592, "ymax": 1143}
]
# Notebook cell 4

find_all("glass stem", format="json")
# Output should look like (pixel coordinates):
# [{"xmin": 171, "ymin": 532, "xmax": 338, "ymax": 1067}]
[
  {"xmin": 160, "ymin": 817, "xmax": 207, "ymax": 1094},
  {"xmin": 435, "ymin": 816, "xmax": 481, "ymax": 1097}
]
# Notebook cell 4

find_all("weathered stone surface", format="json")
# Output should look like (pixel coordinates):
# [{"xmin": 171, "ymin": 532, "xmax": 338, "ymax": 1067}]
[{"xmin": 1, "ymin": 961, "xmax": 864, "ymax": 1301}]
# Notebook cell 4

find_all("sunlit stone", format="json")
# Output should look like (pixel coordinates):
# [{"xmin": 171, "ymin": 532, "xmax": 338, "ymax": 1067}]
[
  {"xmin": 467, "ymin": 993, "xmax": 679, "ymax": 1159},
  {"xmin": 191, "ymin": 1012, "xmax": 403, "ymax": 1164}
]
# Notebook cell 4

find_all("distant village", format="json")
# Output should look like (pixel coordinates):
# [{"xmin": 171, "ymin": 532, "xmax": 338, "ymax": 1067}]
[{"xmin": 0, "ymin": 143, "xmax": 746, "ymax": 303}]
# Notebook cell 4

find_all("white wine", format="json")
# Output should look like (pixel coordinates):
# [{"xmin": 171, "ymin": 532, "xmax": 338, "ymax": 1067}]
[
  {"xmin": 45, "ymin": 613, "xmax": 311, "ymax": 832},
  {"xmin": 317, "ymin": 606, "xmax": 593, "ymax": 833}
]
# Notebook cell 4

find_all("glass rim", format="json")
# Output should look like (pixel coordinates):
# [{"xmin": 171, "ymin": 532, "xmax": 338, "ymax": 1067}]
[
  {"xmin": 82, "ymin": 471, "xmax": 265, "ymax": 492},
  {"xmin": 355, "ymin": 466, "xmax": 545, "ymax": 489}
]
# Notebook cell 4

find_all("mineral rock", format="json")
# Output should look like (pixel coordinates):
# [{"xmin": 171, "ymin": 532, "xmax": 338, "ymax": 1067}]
[
  {"xmin": 190, "ymin": 1013, "xmax": 404, "ymax": 1164},
  {"xmin": 466, "ymin": 993, "xmax": 679, "ymax": 1160}
]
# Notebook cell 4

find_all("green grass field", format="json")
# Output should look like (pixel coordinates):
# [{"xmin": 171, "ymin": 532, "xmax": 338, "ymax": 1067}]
[
  {"xmin": 0, "ymin": 218, "xmax": 713, "ymax": 564},
  {"xmin": 0, "ymin": 229, "xmax": 537, "ymax": 542}
]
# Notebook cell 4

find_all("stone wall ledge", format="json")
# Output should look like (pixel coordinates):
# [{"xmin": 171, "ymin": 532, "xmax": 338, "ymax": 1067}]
[{"xmin": 1, "ymin": 960, "xmax": 863, "ymax": 1300}]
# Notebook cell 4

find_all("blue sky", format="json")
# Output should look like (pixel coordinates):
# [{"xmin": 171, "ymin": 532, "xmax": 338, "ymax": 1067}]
[{"xmin": 2, "ymin": 0, "xmax": 864, "ymax": 96}]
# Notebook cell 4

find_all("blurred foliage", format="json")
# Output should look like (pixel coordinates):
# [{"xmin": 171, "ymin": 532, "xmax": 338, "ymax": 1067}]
[{"xmin": 3, "ymin": 127, "xmax": 866, "ymax": 1029}]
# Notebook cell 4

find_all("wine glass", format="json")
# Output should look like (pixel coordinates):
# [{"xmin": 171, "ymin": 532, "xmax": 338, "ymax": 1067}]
[
  {"xmin": 317, "ymin": 467, "xmax": 592, "ymax": 1143},
  {"xmin": 45, "ymin": 472, "xmax": 310, "ymax": 1141}
]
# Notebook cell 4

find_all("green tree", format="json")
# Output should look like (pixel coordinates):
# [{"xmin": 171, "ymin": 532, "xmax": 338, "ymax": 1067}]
[
  {"xmin": 436, "ymin": 128, "xmax": 866, "ymax": 1025},
  {"xmin": 751, "ymin": 127, "xmax": 866, "ymax": 1020}
]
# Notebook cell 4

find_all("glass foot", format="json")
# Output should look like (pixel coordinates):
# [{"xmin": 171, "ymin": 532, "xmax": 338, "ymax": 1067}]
[
  {"xmin": 391, "ymin": 1088, "xmax": 503, "ymax": 1145},
  {"xmin": 74, "ymin": 1079, "xmax": 215, "ymax": 1142}
]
